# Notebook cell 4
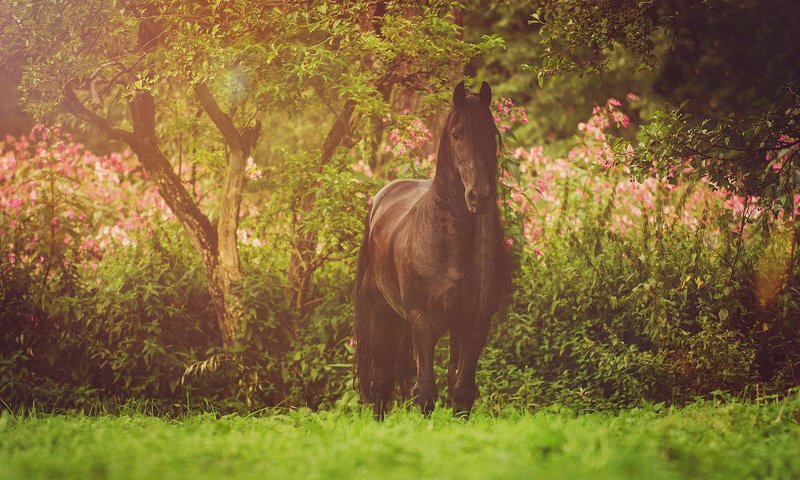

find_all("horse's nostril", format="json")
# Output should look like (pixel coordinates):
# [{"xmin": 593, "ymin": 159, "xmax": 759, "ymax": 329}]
[{"xmin": 467, "ymin": 190, "xmax": 477, "ymax": 205}]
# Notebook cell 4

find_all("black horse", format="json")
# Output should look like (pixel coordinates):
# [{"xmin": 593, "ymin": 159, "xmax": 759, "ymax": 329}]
[{"xmin": 353, "ymin": 81, "xmax": 508, "ymax": 418}]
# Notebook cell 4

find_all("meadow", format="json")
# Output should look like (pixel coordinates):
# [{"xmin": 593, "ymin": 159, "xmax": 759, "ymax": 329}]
[{"xmin": 2, "ymin": 398, "xmax": 799, "ymax": 480}]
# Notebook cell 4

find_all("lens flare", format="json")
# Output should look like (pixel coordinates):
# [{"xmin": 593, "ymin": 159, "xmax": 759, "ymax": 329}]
[
  {"xmin": 225, "ymin": 66, "xmax": 248, "ymax": 104},
  {"xmin": 755, "ymin": 225, "xmax": 793, "ymax": 311}
]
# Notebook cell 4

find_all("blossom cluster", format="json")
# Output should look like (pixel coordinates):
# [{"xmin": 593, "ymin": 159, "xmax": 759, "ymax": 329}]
[
  {"xmin": 386, "ymin": 118, "xmax": 433, "ymax": 157},
  {"xmin": 498, "ymin": 95, "xmax": 788, "ymax": 256},
  {"xmin": 493, "ymin": 97, "xmax": 528, "ymax": 133}
]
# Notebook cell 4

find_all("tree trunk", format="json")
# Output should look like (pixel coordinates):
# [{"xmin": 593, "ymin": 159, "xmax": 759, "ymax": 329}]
[
  {"xmin": 193, "ymin": 83, "xmax": 260, "ymax": 347},
  {"xmin": 285, "ymin": 233, "xmax": 315, "ymax": 312},
  {"xmin": 64, "ymin": 83, "xmax": 257, "ymax": 351},
  {"xmin": 128, "ymin": 91, "xmax": 244, "ymax": 348}
]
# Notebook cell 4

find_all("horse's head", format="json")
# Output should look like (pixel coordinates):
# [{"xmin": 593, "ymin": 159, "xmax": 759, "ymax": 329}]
[{"xmin": 448, "ymin": 81, "xmax": 500, "ymax": 215}]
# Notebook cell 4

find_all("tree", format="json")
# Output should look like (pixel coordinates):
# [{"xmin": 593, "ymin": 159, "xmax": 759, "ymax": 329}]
[
  {"xmin": 1, "ymin": 0, "xmax": 294, "ymax": 348},
  {"xmin": 263, "ymin": 2, "xmax": 501, "ymax": 311}
]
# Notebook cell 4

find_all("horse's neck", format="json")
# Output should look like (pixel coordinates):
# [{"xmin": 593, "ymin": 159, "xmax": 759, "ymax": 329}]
[{"xmin": 426, "ymin": 155, "xmax": 502, "ymax": 255}]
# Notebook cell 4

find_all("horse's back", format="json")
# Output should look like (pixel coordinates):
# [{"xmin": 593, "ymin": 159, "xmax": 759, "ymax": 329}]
[{"xmin": 369, "ymin": 178, "xmax": 430, "ymax": 231}]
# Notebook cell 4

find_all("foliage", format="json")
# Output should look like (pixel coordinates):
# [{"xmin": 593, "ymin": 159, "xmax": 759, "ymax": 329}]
[
  {"xmin": 2, "ymin": 0, "xmax": 501, "ymax": 174},
  {"xmin": 248, "ymin": 151, "xmax": 379, "ymax": 290},
  {"xmin": 1, "ymin": 0, "xmax": 507, "ymax": 347},
  {"xmin": 526, "ymin": 0, "xmax": 800, "ymax": 211},
  {"xmin": 0, "ymin": 130, "xmax": 365, "ymax": 411},
  {"xmin": 1, "ymin": 1, "xmax": 799, "ymax": 414},
  {"xmin": 0, "ymin": 128, "xmax": 153, "ymax": 404},
  {"xmin": 480, "ymin": 96, "xmax": 798, "ymax": 410},
  {"xmin": 4, "ymin": 89, "xmax": 799, "ymax": 412},
  {"xmin": 0, "ymin": 129, "xmax": 209, "ymax": 408}
]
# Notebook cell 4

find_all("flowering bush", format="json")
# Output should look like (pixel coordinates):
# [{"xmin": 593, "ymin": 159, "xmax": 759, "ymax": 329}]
[
  {"xmin": 494, "ymin": 97, "xmax": 529, "ymax": 133},
  {"xmin": 0, "ymin": 128, "xmax": 218, "ymax": 408},
  {"xmin": 381, "ymin": 114, "xmax": 436, "ymax": 179},
  {"xmin": 496, "ymin": 96, "xmax": 793, "ymax": 251},
  {"xmin": 386, "ymin": 118, "xmax": 433, "ymax": 157},
  {"xmin": 1, "ymin": 126, "xmax": 168, "ymax": 279}
]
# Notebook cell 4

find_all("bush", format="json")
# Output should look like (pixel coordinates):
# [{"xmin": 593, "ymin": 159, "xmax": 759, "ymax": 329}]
[
  {"xmin": 476, "ymin": 97, "xmax": 798, "ymax": 411},
  {"xmin": 1, "ymin": 220, "xmax": 214, "ymax": 409}
]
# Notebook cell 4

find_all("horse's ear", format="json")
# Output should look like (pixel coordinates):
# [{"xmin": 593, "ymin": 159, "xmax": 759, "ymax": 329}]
[
  {"xmin": 479, "ymin": 81, "xmax": 492, "ymax": 108},
  {"xmin": 453, "ymin": 81, "xmax": 466, "ymax": 107}
]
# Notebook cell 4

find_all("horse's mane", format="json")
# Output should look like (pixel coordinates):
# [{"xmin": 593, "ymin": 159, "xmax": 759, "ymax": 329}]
[{"xmin": 438, "ymin": 94, "xmax": 510, "ymax": 324}]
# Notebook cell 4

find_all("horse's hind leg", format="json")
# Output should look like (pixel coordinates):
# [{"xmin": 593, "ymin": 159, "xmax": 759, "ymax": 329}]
[{"xmin": 368, "ymin": 301, "xmax": 406, "ymax": 420}]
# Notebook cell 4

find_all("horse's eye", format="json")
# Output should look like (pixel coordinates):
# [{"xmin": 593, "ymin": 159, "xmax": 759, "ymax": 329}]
[{"xmin": 451, "ymin": 131, "xmax": 459, "ymax": 139}]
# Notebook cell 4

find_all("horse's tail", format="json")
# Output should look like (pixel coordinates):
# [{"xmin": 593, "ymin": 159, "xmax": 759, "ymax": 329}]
[
  {"xmin": 353, "ymin": 208, "xmax": 373, "ymax": 402},
  {"xmin": 353, "ymin": 202, "xmax": 414, "ymax": 403},
  {"xmin": 395, "ymin": 323, "xmax": 415, "ymax": 399}
]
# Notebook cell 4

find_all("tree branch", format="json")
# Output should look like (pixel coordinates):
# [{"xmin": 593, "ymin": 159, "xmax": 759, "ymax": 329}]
[
  {"xmin": 127, "ymin": 91, "xmax": 218, "ymax": 253},
  {"xmin": 193, "ymin": 82, "xmax": 249, "ymax": 154},
  {"xmin": 320, "ymin": 99, "xmax": 356, "ymax": 165},
  {"xmin": 61, "ymin": 87, "xmax": 135, "ymax": 145}
]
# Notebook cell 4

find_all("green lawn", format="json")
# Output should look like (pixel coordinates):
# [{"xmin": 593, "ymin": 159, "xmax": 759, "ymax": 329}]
[{"xmin": 1, "ymin": 399, "xmax": 799, "ymax": 480}]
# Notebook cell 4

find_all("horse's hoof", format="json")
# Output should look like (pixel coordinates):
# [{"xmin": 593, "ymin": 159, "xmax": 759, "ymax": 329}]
[
  {"xmin": 411, "ymin": 385, "xmax": 436, "ymax": 415},
  {"xmin": 373, "ymin": 401, "xmax": 389, "ymax": 421},
  {"xmin": 453, "ymin": 408, "xmax": 471, "ymax": 420},
  {"xmin": 414, "ymin": 398, "xmax": 435, "ymax": 416}
]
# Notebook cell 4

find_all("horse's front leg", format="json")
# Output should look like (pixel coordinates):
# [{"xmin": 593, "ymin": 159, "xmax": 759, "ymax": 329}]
[
  {"xmin": 452, "ymin": 318, "xmax": 491, "ymax": 417},
  {"xmin": 409, "ymin": 309, "xmax": 438, "ymax": 415}
]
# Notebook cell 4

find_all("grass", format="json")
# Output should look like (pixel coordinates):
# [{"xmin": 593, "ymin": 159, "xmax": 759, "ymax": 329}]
[{"xmin": 1, "ymin": 398, "xmax": 799, "ymax": 480}]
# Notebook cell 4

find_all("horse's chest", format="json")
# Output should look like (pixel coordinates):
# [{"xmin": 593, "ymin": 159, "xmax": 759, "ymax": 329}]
[
  {"xmin": 403, "ymin": 234, "xmax": 475, "ymax": 316},
  {"xmin": 430, "ymin": 266, "xmax": 473, "ymax": 315}
]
